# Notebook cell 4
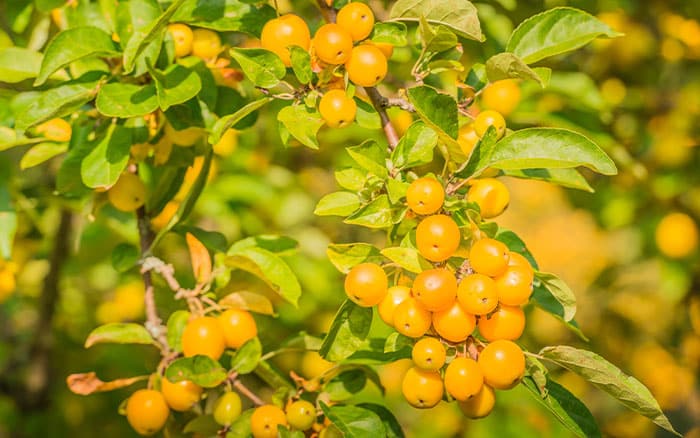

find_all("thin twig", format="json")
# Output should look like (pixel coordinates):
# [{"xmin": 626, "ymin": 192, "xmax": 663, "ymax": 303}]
[
  {"xmin": 228, "ymin": 372, "xmax": 265, "ymax": 406},
  {"xmin": 385, "ymin": 97, "xmax": 415, "ymax": 112},
  {"xmin": 136, "ymin": 207, "xmax": 169, "ymax": 350},
  {"xmin": 364, "ymin": 87, "xmax": 400, "ymax": 150}
]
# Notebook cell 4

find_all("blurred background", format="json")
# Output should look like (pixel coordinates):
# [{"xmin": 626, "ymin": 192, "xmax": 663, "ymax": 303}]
[{"xmin": 0, "ymin": 0, "xmax": 699, "ymax": 437}]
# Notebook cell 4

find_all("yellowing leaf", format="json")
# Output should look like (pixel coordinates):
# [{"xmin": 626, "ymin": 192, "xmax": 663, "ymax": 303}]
[{"xmin": 186, "ymin": 232, "xmax": 212, "ymax": 284}]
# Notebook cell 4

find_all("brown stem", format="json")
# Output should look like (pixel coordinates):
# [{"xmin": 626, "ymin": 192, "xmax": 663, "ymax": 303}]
[
  {"xmin": 136, "ymin": 206, "xmax": 168, "ymax": 350},
  {"xmin": 364, "ymin": 87, "xmax": 400, "ymax": 150},
  {"xmin": 316, "ymin": 0, "xmax": 337, "ymax": 23},
  {"xmin": 228, "ymin": 372, "xmax": 265, "ymax": 406}
]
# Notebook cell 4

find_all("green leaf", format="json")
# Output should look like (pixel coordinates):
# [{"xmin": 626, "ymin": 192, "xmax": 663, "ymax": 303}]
[
  {"xmin": 122, "ymin": 0, "xmax": 186, "ymax": 73},
  {"xmin": 226, "ymin": 247, "xmax": 301, "ymax": 306},
  {"xmin": 0, "ymin": 47, "xmax": 44, "ymax": 83},
  {"xmin": 327, "ymin": 243, "xmax": 383, "ymax": 273},
  {"xmin": 166, "ymin": 310, "xmax": 190, "ymax": 352},
  {"xmin": 354, "ymin": 97, "xmax": 381, "ymax": 130},
  {"xmin": 391, "ymin": 121, "xmax": 438, "ymax": 169},
  {"xmin": 506, "ymin": 7, "xmax": 622, "ymax": 64},
  {"xmin": 0, "ymin": 127, "xmax": 42, "ymax": 152},
  {"xmin": 230, "ymin": 337, "xmax": 262, "ymax": 374},
  {"xmin": 165, "ymin": 355, "xmax": 227, "ymax": 388},
  {"xmin": 356, "ymin": 403, "xmax": 405, "ymax": 438},
  {"xmin": 80, "ymin": 124, "xmax": 131, "ymax": 190},
  {"xmin": 321, "ymin": 403, "xmax": 386, "ymax": 438},
  {"xmin": 19, "ymin": 142, "xmax": 68, "ymax": 169},
  {"xmin": 346, "ymin": 140, "xmax": 388, "ymax": 178},
  {"xmin": 0, "ymin": 179, "xmax": 17, "ymax": 259},
  {"xmin": 35, "ymin": 27, "xmax": 118, "ymax": 86},
  {"xmin": 457, "ymin": 128, "xmax": 617, "ymax": 178},
  {"xmin": 277, "ymin": 104, "xmax": 324, "ymax": 149},
  {"xmin": 289, "ymin": 46, "xmax": 312, "ymax": 84},
  {"xmin": 111, "ymin": 243, "xmax": 139, "ymax": 273},
  {"xmin": 15, "ymin": 78, "xmax": 101, "ymax": 131},
  {"xmin": 344, "ymin": 195, "xmax": 393, "ymax": 229},
  {"xmin": 547, "ymin": 72, "xmax": 606, "ymax": 112},
  {"xmin": 419, "ymin": 17, "xmax": 458, "ymax": 54},
  {"xmin": 540, "ymin": 345, "xmax": 681, "ymax": 436},
  {"xmin": 389, "ymin": 0, "xmax": 483, "ymax": 41},
  {"xmin": 209, "ymin": 97, "xmax": 272, "ymax": 144},
  {"xmin": 502, "ymin": 168, "xmax": 593, "ymax": 192},
  {"xmin": 386, "ymin": 178, "xmax": 409, "ymax": 204},
  {"xmin": 335, "ymin": 168, "xmax": 367, "ymax": 192},
  {"xmin": 319, "ymin": 300, "xmax": 373, "ymax": 361},
  {"xmin": 84, "ymin": 323, "xmax": 155, "ymax": 348},
  {"xmin": 531, "ymin": 284, "xmax": 588, "ymax": 341},
  {"xmin": 230, "ymin": 47, "xmax": 286, "ymax": 88},
  {"xmin": 406, "ymin": 86, "xmax": 461, "ymax": 159},
  {"xmin": 225, "ymin": 409, "xmax": 254, "ymax": 438},
  {"xmin": 384, "ymin": 332, "xmax": 414, "ymax": 353},
  {"xmin": 153, "ymin": 64, "xmax": 202, "ymax": 111},
  {"xmin": 172, "ymin": 0, "xmax": 276, "ymax": 36},
  {"xmin": 371, "ymin": 22, "xmax": 408, "ymax": 46},
  {"xmin": 183, "ymin": 415, "xmax": 220, "ymax": 435},
  {"xmin": 96, "ymin": 83, "xmax": 159, "ymax": 118},
  {"xmin": 325, "ymin": 369, "xmax": 368, "ymax": 401},
  {"xmin": 522, "ymin": 376, "xmax": 601, "ymax": 438},
  {"xmin": 535, "ymin": 272, "xmax": 576, "ymax": 321},
  {"xmin": 315, "ymin": 192, "xmax": 361, "ymax": 217},
  {"xmin": 485, "ymin": 52, "xmax": 544, "ymax": 86},
  {"xmin": 228, "ymin": 235, "xmax": 298, "ymax": 256},
  {"xmin": 381, "ymin": 247, "xmax": 431, "ymax": 274}
]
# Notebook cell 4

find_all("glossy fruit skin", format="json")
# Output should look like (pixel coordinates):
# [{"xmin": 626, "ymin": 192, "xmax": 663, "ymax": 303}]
[
  {"xmin": 401, "ymin": 367, "xmax": 444, "ymax": 409},
  {"xmin": 319, "ymin": 89, "xmax": 357, "ymax": 128},
  {"xmin": 251, "ymin": 404, "xmax": 288, "ymax": 438},
  {"xmin": 219, "ymin": 308, "xmax": 258, "ymax": 349},
  {"xmin": 457, "ymin": 124, "xmax": 479, "ymax": 156},
  {"xmin": 481, "ymin": 80, "xmax": 521, "ymax": 116},
  {"xmin": 412, "ymin": 337, "xmax": 446, "ymax": 371},
  {"xmin": 494, "ymin": 265, "xmax": 534, "ymax": 306},
  {"xmin": 167, "ymin": 23, "xmax": 193, "ymax": 57},
  {"xmin": 459, "ymin": 385, "xmax": 496, "ymax": 418},
  {"xmin": 457, "ymin": 273, "xmax": 498, "ymax": 316},
  {"xmin": 366, "ymin": 40, "xmax": 393, "ymax": 58},
  {"xmin": 467, "ymin": 178, "xmax": 510, "ymax": 219},
  {"xmin": 126, "ymin": 389, "xmax": 170, "ymax": 436},
  {"xmin": 393, "ymin": 297, "xmax": 432, "ymax": 338},
  {"xmin": 655, "ymin": 212, "xmax": 699, "ymax": 258},
  {"xmin": 260, "ymin": 14, "xmax": 311, "ymax": 67},
  {"xmin": 469, "ymin": 238, "xmax": 510, "ymax": 277},
  {"xmin": 406, "ymin": 177, "xmax": 444, "ymax": 215},
  {"xmin": 161, "ymin": 378, "xmax": 202, "ymax": 412},
  {"xmin": 344, "ymin": 263, "xmax": 388, "ymax": 307},
  {"xmin": 416, "ymin": 215, "xmax": 461, "ymax": 262},
  {"xmin": 35, "ymin": 118, "xmax": 72, "ymax": 142},
  {"xmin": 108, "ymin": 173, "xmax": 147, "ymax": 212},
  {"xmin": 314, "ymin": 24, "xmax": 353, "ymax": 64},
  {"xmin": 285, "ymin": 399, "xmax": 316, "ymax": 431},
  {"xmin": 444, "ymin": 357, "xmax": 484, "ymax": 401},
  {"xmin": 378, "ymin": 285, "xmax": 411, "ymax": 326},
  {"xmin": 432, "ymin": 301, "xmax": 476, "ymax": 343},
  {"xmin": 412, "ymin": 268, "xmax": 458, "ymax": 312},
  {"xmin": 507, "ymin": 252, "xmax": 533, "ymax": 270},
  {"xmin": 345, "ymin": 45, "xmax": 387, "ymax": 87},
  {"xmin": 478, "ymin": 340, "xmax": 525, "ymax": 389},
  {"xmin": 213, "ymin": 391, "xmax": 242, "ymax": 426},
  {"xmin": 336, "ymin": 2, "xmax": 375, "ymax": 41},
  {"xmin": 478, "ymin": 305, "xmax": 525, "ymax": 341},
  {"xmin": 191, "ymin": 28, "xmax": 221, "ymax": 59},
  {"xmin": 474, "ymin": 110, "xmax": 506, "ymax": 139},
  {"xmin": 181, "ymin": 316, "xmax": 226, "ymax": 360}
]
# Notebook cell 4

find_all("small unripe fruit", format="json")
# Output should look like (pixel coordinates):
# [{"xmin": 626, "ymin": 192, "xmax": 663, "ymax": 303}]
[{"xmin": 213, "ymin": 391, "xmax": 243, "ymax": 426}]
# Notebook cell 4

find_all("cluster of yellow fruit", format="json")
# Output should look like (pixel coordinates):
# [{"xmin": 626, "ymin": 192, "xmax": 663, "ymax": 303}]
[
  {"xmin": 124, "ymin": 308, "xmax": 257, "ymax": 435},
  {"xmin": 0, "ymin": 260, "xmax": 18, "ymax": 303},
  {"xmin": 343, "ymin": 176, "xmax": 532, "ymax": 417},
  {"xmin": 260, "ymin": 3, "xmax": 390, "ymax": 129}
]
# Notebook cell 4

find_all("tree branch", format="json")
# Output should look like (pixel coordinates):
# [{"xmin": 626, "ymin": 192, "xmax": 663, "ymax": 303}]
[
  {"xmin": 364, "ymin": 87, "xmax": 400, "ymax": 150},
  {"xmin": 315, "ymin": 0, "xmax": 337, "ymax": 23},
  {"xmin": 136, "ymin": 206, "xmax": 168, "ymax": 350}
]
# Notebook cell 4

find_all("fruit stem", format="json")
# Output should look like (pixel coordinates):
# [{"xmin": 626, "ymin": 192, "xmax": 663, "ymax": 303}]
[
  {"xmin": 315, "ymin": 0, "xmax": 337, "ymax": 23},
  {"xmin": 228, "ymin": 372, "xmax": 265, "ymax": 406}
]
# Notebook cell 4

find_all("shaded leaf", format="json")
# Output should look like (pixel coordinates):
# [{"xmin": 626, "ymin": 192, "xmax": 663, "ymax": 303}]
[
  {"xmin": 503, "ymin": 168, "xmax": 593, "ymax": 192},
  {"xmin": 315, "ymin": 192, "xmax": 361, "ymax": 217},
  {"xmin": 165, "ymin": 355, "xmax": 227, "ymax": 388},
  {"xmin": 277, "ymin": 104, "xmax": 324, "ymax": 149},
  {"xmin": 226, "ymin": 247, "xmax": 301, "ymax": 306},
  {"xmin": 0, "ymin": 47, "xmax": 43, "ymax": 83},
  {"xmin": 210, "ymin": 97, "xmax": 272, "ymax": 144},
  {"xmin": 96, "ymin": 83, "xmax": 159, "ymax": 118},
  {"xmin": 85, "ymin": 323, "xmax": 155, "ymax": 348},
  {"xmin": 327, "ymin": 243, "xmax": 383, "ymax": 274},
  {"xmin": 230, "ymin": 47, "xmax": 286, "ymax": 88},
  {"xmin": 80, "ymin": 124, "xmax": 131, "ymax": 189},
  {"xmin": 166, "ymin": 310, "xmax": 190, "ymax": 352},
  {"xmin": 319, "ymin": 300, "xmax": 373, "ymax": 361},
  {"xmin": 485, "ymin": 52, "xmax": 544, "ymax": 85},
  {"xmin": 381, "ymin": 247, "xmax": 431, "ymax": 274},
  {"xmin": 19, "ymin": 142, "xmax": 67, "ymax": 169},
  {"xmin": 321, "ymin": 403, "xmax": 387, "ymax": 438},
  {"xmin": 389, "ymin": 0, "xmax": 482, "ymax": 41},
  {"xmin": 230, "ymin": 337, "xmax": 262, "ymax": 374}
]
